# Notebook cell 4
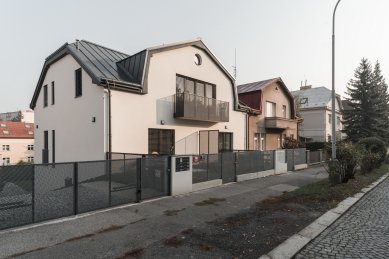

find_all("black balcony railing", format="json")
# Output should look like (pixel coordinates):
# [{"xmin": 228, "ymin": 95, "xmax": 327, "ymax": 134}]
[{"xmin": 174, "ymin": 93, "xmax": 229, "ymax": 122}]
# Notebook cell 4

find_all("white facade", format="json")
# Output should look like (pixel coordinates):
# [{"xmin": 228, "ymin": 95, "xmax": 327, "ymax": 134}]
[
  {"xmin": 32, "ymin": 41, "xmax": 245, "ymax": 163},
  {"xmin": 0, "ymin": 138, "xmax": 34, "ymax": 165},
  {"xmin": 34, "ymin": 55, "xmax": 105, "ymax": 163}
]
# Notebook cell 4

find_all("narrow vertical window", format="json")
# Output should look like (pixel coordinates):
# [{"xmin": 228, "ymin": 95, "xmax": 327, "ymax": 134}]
[
  {"xmin": 52, "ymin": 130, "xmax": 55, "ymax": 164},
  {"xmin": 43, "ymin": 130, "xmax": 49, "ymax": 163},
  {"xmin": 75, "ymin": 68, "xmax": 82, "ymax": 97},
  {"xmin": 43, "ymin": 84, "xmax": 48, "ymax": 107},
  {"xmin": 51, "ymin": 81, "xmax": 55, "ymax": 105}
]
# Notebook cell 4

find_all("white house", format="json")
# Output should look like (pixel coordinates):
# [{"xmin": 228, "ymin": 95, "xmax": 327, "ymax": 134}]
[
  {"xmin": 30, "ymin": 39, "xmax": 246, "ymax": 163},
  {"xmin": 291, "ymin": 85, "xmax": 343, "ymax": 142}
]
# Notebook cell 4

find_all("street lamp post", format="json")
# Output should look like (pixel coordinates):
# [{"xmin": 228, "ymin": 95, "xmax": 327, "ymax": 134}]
[{"xmin": 332, "ymin": 0, "xmax": 342, "ymax": 159}]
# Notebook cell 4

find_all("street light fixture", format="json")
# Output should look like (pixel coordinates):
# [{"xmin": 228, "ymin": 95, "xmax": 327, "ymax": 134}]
[{"xmin": 332, "ymin": 0, "xmax": 342, "ymax": 159}]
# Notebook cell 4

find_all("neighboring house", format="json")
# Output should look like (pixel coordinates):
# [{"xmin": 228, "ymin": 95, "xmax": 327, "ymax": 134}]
[
  {"xmin": 291, "ymin": 85, "xmax": 343, "ymax": 142},
  {"xmin": 0, "ymin": 110, "xmax": 34, "ymax": 123},
  {"xmin": 30, "ymin": 39, "xmax": 246, "ymax": 163},
  {"xmin": 237, "ymin": 78, "xmax": 299, "ymax": 151},
  {"xmin": 0, "ymin": 122, "xmax": 34, "ymax": 165}
]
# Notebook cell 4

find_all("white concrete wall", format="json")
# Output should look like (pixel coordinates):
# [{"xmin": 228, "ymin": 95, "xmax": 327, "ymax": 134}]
[
  {"xmin": 0, "ymin": 138, "xmax": 34, "ymax": 165},
  {"xmin": 34, "ymin": 54, "xmax": 105, "ymax": 163},
  {"xmin": 111, "ymin": 46, "xmax": 245, "ymax": 154}
]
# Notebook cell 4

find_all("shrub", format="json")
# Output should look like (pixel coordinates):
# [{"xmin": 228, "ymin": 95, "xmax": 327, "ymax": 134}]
[
  {"xmin": 357, "ymin": 137, "xmax": 387, "ymax": 167},
  {"xmin": 305, "ymin": 142, "xmax": 325, "ymax": 151},
  {"xmin": 324, "ymin": 142, "xmax": 360, "ymax": 183},
  {"xmin": 282, "ymin": 137, "xmax": 305, "ymax": 149}
]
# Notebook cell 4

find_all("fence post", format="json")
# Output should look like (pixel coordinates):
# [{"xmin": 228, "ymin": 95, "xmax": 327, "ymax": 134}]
[
  {"xmin": 234, "ymin": 152, "xmax": 238, "ymax": 180},
  {"xmin": 31, "ymin": 165, "xmax": 35, "ymax": 223},
  {"xmin": 306, "ymin": 150, "xmax": 310, "ymax": 164},
  {"xmin": 318, "ymin": 149, "xmax": 323, "ymax": 162},
  {"xmin": 108, "ymin": 159, "xmax": 112, "ymax": 207},
  {"xmin": 73, "ymin": 162, "xmax": 78, "ymax": 215},
  {"xmin": 136, "ymin": 158, "xmax": 142, "ymax": 202}
]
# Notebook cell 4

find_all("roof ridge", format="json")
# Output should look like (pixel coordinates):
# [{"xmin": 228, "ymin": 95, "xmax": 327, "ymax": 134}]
[
  {"xmin": 237, "ymin": 77, "xmax": 279, "ymax": 87},
  {"xmin": 79, "ymin": 40, "xmax": 129, "ymax": 57},
  {"xmin": 45, "ymin": 42, "xmax": 69, "ymax": 61}
]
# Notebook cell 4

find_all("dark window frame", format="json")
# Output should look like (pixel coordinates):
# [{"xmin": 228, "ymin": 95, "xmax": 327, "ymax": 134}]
[
  {"xmin": 218, "ymin": 132, "xmax": 233, "ymax": 152},
  {"xmin": 52, "ymin": 130, "xmax": 55, "ymax": 163},
  {"xmin": 75, "ymin": 68, "xmax": 82, "ymax": 97},
  {"xmin": 51, "ymin": 81, "xmax": 55, "ymax": 105},
  {"xmin": 43, "ymin": 84, "xmax": 48, "ymax": 107},
  {"xmin": 176, "ymin": 74, "xmax": 216, "ymax": 99},
  {"xmin": 148, "ymin": 128, "xmax": 175, "ymax": 155}
]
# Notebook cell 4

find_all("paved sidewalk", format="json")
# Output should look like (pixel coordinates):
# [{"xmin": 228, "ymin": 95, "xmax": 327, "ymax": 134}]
[
  {"xmin": 0, "ymin": 166, "xmax": 326, "ymax": 259},
  {"xmin": 296, "ymin": 175, "xmax": 389, "ymax": 258}
]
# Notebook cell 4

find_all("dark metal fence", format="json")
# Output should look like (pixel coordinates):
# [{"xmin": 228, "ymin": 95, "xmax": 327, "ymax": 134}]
[
  {"xmin": 293, "ymin": 148, "xmax": 307, "ymax": 165},
  {"xmin": 308, "ymin": 150, "xmax": 323, "ymax": 164},
  {"xmin": 192, "ymin": 150, "xmax": 276, "ymax": 184},
  {"xmin": 0, "ymin": 157, "xmax": 170, "ymax": 231}
]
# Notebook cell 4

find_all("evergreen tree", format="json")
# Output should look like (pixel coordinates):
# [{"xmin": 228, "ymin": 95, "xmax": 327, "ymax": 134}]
[
  {"xmin": 343, "ymin": 58, "xmax": 380, "ymax": 142},
  {"xmin": 371, "ymin": 61, "xmax": 389, "ymax": 143}
]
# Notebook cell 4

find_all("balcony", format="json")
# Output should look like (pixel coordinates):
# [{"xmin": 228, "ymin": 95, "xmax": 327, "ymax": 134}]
[
  {"xmin": 265, "ymin": 117, "xmax": 297, "ymax": 130},
  {"xmin": 174, "ymin": 93, "xmax": 229, "ymax": 122}
]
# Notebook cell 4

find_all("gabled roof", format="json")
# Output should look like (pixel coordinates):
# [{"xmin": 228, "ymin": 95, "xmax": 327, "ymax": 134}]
[
  {"xmin": 30, "ymin": 38, "xmax": 238, "ymax": 110},
  {"xmin": 237, "ymin": 77, "xmax": 296, "ymax": 117},
  {"xmin": 291, "ymin": 86, "xmax": 343, "ymax": 110},
  {"xmin": 237, "ymin": 78, "xmax": 279, "ymax": 94},
  {"xmin": 0, "ymin": 122, "xmax": 34, "ymax": 139}
]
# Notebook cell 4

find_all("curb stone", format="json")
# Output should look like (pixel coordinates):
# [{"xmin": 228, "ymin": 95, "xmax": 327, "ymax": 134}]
[{"xmin": 259, "ymin": 173, "xmax": 389, "ymax": 259}]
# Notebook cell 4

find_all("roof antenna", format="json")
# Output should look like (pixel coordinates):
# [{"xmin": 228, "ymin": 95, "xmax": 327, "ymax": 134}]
[
  {"xmin": 76, "ymin": 39, "xmax": 79, "ymax": 50},
  {"xmin": 233, "ymin": 48, "xmax": 237, "ymax": 80}
]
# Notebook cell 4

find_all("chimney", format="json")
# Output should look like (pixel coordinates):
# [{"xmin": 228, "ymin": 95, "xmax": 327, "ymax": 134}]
[{"xmin": 300, "ymin": 80, "xmax": 312, "ymax": 90}]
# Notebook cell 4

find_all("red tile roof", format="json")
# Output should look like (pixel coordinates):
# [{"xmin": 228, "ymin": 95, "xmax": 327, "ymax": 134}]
[{"xmin": 0, "ymin": 121, "xmax": 34, "ymax": 139}]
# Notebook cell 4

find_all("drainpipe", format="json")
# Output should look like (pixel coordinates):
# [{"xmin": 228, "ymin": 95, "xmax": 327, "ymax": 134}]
[{"xmin": 102, "ymin": 78, "xmax": 113, "ymax": 160}]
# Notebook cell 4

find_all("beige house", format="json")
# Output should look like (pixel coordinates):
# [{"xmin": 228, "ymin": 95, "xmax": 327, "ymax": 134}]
[
  {"xmin": 238, "ymin": 78, "xmax": 299, "ymax": 150},
  {"xmin": 291, "ymin": 85, "xmax": 343, "ymax": 142},
  {"xmin": 0, "ymin": 122, "xmax": 34, "ymax": 165},
  {"xmin": 30, "ymin": 39, "xmax": 246, "ymax": 163}
]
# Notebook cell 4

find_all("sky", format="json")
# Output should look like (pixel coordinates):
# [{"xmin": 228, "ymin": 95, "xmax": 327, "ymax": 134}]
[{"xmin": 0, "ymin": 0, "xmax": 388, "ymax": 112}]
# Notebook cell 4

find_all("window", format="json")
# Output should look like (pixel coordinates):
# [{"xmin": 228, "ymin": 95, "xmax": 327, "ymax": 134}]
[
  {"xmin": 0, "ymin": 123, "xmax": 5, "ymax": 127},
  {"xmin": 254, "ymin": 133, "xmax": 266, "ymax": 151},
  {"xmin": 43, "ymin": 130, "xmax": 49, "ymax": 163},
  {"xmin": 28, "ymin": 131, "xmax": 33, "ymax": 135},
  {"xmin": 2, "ymin": 157, "xmax": 10, "ymax": 166},
  {"xmin": 75, "ymin": 68, "xmax": 82, "ymax": 97},
  {"xmin": 337, "ymin": 116, "xmax": 340, "ymax": 126},
  {"xmin": 25, "ymin": 124, "xmax": 31, "ymax": 128},
  {"xmin": 327, "ymin": 135, "xmax": 332, "ymax": 142},
  {"xmin": 194, "ymin": 54, "xmax": 202, "ymax": 65},
  {"xmin": 28, "ymin": 145, "xmax": 34, "ymax": 151},
  {"xmin": 27, "ymin": 157, "xmax": 34, "ymax": 163},
  {"xmin": 290, "ymin": 134, "xmax": 294, "ymax": 140},
  {"xmin": 266, "ymin": 102, "xmax": 276, "ymax": 117},
  {"xmin": 300, "ymin": 98, "xmax": 308, "ymax": 104},
  {"xmin": 51, "ymin": 81, "xmax": 55, "ymax": 105},
  {"xmin": 52, "ymin": 130, "xmax": 55, "ymax": 163},
  {"xmin": 176, "ymin": 75, "xmax": 216, "ymax": 99},
  {"xmin": 328, "ymin": 114, "xmax": 332, "ymax": 124},
  {"xmin": 2, "ymin": 145, "xmax": 10, "ymax": 151},
  {"xmin": 2, "ymin": 130, "xmax": 9, "ymax": 135},
  {"xmin": 282, "ymin": 105, "xmax": 287, "ymax": 118},
  {"xmin": 281, "ymin": 134, "xmax": 287, "ymax": 147},
  {"xmin": 43, "ymin": 84, "xmax": 48, "ymax": 107},
  {"xmin": 219, "ymin": 132, "xmax": 233, "ymax": 152},
  {"xmin": 148, "ymin": 128, "xmax": 175, "ymax": 155}
]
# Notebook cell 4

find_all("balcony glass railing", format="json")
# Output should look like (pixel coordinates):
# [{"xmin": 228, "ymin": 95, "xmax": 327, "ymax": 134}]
[{"xmin": 174, "ymin": 93, "xmax": 229, "ymax": 122}]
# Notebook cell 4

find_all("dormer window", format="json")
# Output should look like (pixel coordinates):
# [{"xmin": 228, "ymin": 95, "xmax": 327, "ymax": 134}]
[
  {"xmin": 3, "ymin": 130, "xmax": 9, "ymax": 135},
  {"xmin": 0, "ymin": 123, "xmax": 5, "ymax": 128},
  {"xmin": 300, "ymin": 97, "xmax": 308, "ymax": 104},
  {"xmin": 28, "ymin": 131, "xmax": 33, "ymax": 135}
]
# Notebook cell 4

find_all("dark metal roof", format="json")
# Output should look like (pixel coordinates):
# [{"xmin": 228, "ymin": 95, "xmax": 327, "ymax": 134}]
[
  {"xmin": 237, "ymin": 78, "xmax": 279, "ymax": 94},
  {"xmin": 31, "ymin": 38, "xmax": 240, "ymax": 111}
]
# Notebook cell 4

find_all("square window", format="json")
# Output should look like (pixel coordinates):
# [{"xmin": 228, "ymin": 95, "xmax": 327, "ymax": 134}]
[
  {"xmin": 2, "ymin": 157, "xmax": 10, "ymax": 166},
  {"xmin": 2, "ymin": 145, "xmax": 10, "ymax": 151}
]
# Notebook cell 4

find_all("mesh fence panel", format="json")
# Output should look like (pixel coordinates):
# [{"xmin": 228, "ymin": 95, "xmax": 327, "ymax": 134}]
[
  {"xmin": 77, "ymin": 161, "xmax": 109, "ymax": 214},
  {"xmin": 236, "ymin": 151, "xmax": 263, "ymax": 175},
  {"xmin": 110, "ymin": 159, "xmax": 137, "ymax": 206},
  {"xmin": 309, "ymin": 150, "xmax": 321, "ymax": 164},
  {"xmin": 34, "ymin": 163, "xmax": 74, "ymax": 222},
  {"xmin": 0, "ymin": 165, "xmax": 33, "ymax": 230},
  {"xmin": 141, "ymin": 157, "xmax": 169, "ymax": 200},
  {"xmin": 208, "ymin": 154, "xmax": 221, "ymax": 180},
  {"xmin": 294, "ymin": 148, "xmax": 307, "ymax": 165},
  {"xmin": 263, "ymin": 151, "xmax": 275, "ymax": 170},
  {"xmin": 192, "ymin": 155, "xmax": 208, "ymax": 184},
  {"xmin": 221, "ymin": 152, "xmax": 235, "ymax": 183}
]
